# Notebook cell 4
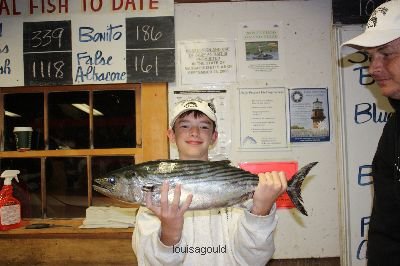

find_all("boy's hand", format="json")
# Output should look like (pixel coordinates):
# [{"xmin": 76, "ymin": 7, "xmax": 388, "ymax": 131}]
[
  {"xmin": 146, "ymin": 180, "xmax": 193, "ymax": 246},
  {"xmin": 251, "ymin": 171, "xmax": 287, "ymax": 216}
]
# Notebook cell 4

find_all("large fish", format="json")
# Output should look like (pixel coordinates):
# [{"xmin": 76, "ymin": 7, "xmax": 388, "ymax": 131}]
[{"xmin": 93, "ymin": 160, "xmax": 318, "ymax": 216}]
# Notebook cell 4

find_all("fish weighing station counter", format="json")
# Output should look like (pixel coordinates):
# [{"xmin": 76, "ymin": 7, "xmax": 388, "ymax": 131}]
[
  {"xmin": 0, "ymin": 218, "xmax": 138, "ymax": 265},
  {"xmin": 0, "ymin": 218, "xmax": 340, "ymax": 266}
]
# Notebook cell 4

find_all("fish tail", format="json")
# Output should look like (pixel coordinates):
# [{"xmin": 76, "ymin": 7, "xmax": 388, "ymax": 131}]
[{"xmin": 286, "ymin": 162, "xmax": 318, "ymax": 216}]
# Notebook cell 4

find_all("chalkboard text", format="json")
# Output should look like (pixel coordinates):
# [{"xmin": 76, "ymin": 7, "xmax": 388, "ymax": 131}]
[
  {"xmin": 136, "ymin": 25, "xmax": 162, "ymax": 42},
  {"xmin": 125, "ymin": 16, "xmax": 175, "ymax": 82},
  {"xmin": 32, "ymin": 59, "xmax": 65, "ymax": 79},
  {"xmin": 31, "ymin": 27, "xmax": 65, "ymax": 49},
  {"xmin": 79, "ymin": 24, "xmax": 123, "ymax": 42},
  {"xmin": 360, "ymin": 0, "xmax": 390, "ymax": 18},
  {"xmin": 24, "ymin": 21, "xmax": 72, "ymax": 52},
  {"xmin": 23, "ymin": 20, "xmax": 72, "ymax": 85}
]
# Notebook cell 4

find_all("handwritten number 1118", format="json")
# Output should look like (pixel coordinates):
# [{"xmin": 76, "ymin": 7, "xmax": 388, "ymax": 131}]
[{"xmin": 32, "ymin": 60, "xmax": 64, "ymax": 79}]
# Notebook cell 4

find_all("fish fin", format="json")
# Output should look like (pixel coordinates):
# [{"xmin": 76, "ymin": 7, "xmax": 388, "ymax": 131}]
[
  {"xmin": 209, "ymin": 160, "xmax": 232, "ymax": 166},
  {"xmin": 286, "ymin": 162, "xmax": 318, "ymax": 216},
  {"xmin": 235, "ymin": 197, "xmax": 254, "ymax": 209}
]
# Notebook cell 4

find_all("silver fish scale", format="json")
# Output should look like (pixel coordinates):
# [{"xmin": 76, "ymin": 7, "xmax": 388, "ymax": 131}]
[
  {"xmin": 129, "ymin": 160, "xmax": 259, "ymax": 209},
  {"xmin": 135, "ymin": 160, "xmax": 257, "ymax": 182}
]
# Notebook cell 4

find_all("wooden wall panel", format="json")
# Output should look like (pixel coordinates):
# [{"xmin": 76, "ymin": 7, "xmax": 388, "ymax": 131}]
[
  {"xmin": 141, "ymin": 83, "xmax": 169, "ymax": 162},
  {"xmin": 0, "ymin": 238, "xmax": 137, "ymax": 266}
]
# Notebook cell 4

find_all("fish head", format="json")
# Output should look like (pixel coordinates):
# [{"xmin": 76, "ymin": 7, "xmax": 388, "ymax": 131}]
[{"xmin": 93, "ymin": 166, "xmax": 148, "ymax": 204}]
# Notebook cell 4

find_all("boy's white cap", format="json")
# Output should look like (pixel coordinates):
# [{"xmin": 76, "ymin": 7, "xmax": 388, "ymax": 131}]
[
  {"xmin": 170, "ymin": 98, "xmax": 217, "ymax": 128},
  {"xmin": 342, "ymin": 0, "xmax": 400, "ymax": 48}
]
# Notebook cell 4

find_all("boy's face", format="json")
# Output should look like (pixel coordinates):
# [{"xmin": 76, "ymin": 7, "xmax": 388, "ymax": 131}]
[{"xmin": 168, "ymin": 112, "xmax": 218, "ymax": 161}]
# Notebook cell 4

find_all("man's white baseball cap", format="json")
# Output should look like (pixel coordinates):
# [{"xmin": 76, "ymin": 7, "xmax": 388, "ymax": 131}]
[
  {"xmin": 170, "ymin": 98, "xmax": 217, "ymax": 128},
  {"xmin": 342, "ymin": 0, "xmax": 400, "ymax": 48}
]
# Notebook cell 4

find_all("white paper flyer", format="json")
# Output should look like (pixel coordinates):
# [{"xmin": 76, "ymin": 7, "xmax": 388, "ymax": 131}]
[
  {"xmin": 237, "ymin": 21, "xmax": 284, "ymax": 81},
  {"xmin": 238, "ymin": 87, "xmax": 288, "ymax": 149},
  {"xmin": 178, "ymin": 40, "xmax": 236, "ymax": 85}
]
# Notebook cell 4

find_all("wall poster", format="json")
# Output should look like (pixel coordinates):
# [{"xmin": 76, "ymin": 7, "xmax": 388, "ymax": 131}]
[
  {"xmin": 238, "ymin": 87, "xmax": 288, "ymax": 150},
  {"xmin": 236, "ymin": 21, "xmax": 284, "ymax": 81},
  {"xmin": 178, "ymin": 39, "xmax": 236, "ymax": 85},
  {"xmin": 289, "ymin": 88, "xmax": 330, "ymax": 143}
]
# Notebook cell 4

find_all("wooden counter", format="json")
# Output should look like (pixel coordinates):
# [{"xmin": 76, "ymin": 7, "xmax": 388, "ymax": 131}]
[
  {"xmin": 0, "ymin": 219, "xmax": 340, "ymax": 266},
  {"xmin": 0, "ymin": 219, "xmax": 137, "ymax": 265}
]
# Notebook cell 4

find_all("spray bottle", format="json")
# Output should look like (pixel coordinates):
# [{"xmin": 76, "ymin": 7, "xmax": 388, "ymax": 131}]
[{"xmin": 0, "ymin": 170, "xmax": 22, "ymax": 230}]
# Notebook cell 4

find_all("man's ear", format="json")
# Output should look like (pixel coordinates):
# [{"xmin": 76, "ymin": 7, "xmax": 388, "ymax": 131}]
[{"xmin": 167, "ymin": 128, "xmax": 176, "ymax": 144}]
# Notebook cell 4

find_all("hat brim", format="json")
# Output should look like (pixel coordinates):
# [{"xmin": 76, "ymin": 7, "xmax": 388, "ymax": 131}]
[
  {"xmin": 169, "ymin": 108, "xmax": 217, "ymax": 128},
  {"xmin": 342, "ymin": 29, "xmax": 400, "ymax": 49}
]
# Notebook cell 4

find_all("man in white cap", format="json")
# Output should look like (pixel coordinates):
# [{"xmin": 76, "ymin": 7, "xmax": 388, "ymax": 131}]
[
  {"xmin": 342, "ymin": 1, "xmax": 400, "ymax": 265},
  {"xmin": 132, "ymin": 98, "xmax": 287, "ymax": 265}
]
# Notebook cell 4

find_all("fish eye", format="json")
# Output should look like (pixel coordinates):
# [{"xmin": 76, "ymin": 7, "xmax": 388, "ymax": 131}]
[{"xmin": 108, "ymin": 176, "xmax": 116, "ymax": 184}]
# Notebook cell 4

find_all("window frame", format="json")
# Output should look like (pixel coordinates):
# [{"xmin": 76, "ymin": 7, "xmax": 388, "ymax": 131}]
[{"xmin": 0, "ymin": 82, "xmax": 169, "ymax": 216}]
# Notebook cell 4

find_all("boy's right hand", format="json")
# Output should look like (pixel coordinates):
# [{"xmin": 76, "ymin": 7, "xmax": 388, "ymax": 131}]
[
  {"xmin": 146, "ymin": 180, "xmax": 193, "ymax": 246},
  {"xmin": 251, "ymin": 171, "xmax": 287, "ymax": 216}
]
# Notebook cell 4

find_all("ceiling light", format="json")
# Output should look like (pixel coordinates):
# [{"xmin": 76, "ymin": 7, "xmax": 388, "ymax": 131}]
[
  {"xmin": 71, "ymin": 104, "xmax": 103, "ymax": 116},
  {"xmin": 5, "ymin": 110, "xmax": 21, "ymax": 117}
]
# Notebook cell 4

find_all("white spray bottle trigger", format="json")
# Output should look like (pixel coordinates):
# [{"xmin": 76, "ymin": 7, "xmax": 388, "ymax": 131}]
[{"xmin": 1, "ymin": 170, "xmax": 20, "ymax": 185}]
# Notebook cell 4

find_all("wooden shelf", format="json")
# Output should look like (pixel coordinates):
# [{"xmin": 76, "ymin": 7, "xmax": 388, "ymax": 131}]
[
  {"xmin": 0, "ymin": 148, "xmax": 142, "ymax": 158},
  {"xmin": 0, "ymin": 218, "xmax": 137, "ymax": 265},
  {"xmin": 0, "ymin": 218, "xmax": 133, "ymax": 239}
]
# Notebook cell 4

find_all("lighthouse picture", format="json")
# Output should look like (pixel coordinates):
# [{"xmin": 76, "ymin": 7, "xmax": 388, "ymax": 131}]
[
  {"xmin": 289, "ymin": 88, "xmax": 330, "ymax": 142},
  {"xmin": 311, "ymin": 98, "xmax": 326, "ymax": 129}
]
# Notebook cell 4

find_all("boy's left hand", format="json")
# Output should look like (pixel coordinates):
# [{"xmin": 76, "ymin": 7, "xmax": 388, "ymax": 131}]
[
  {"xmin": 146, "ymin": 181, "xmax": 192, "ymax": 246},
  {"xmin": 251, "ymin": 171, "xmax": 287, "ymax": 216}
]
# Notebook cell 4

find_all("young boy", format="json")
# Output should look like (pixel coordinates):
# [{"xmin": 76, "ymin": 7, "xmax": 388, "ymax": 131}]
[{"xmin": 132, "ymin": 98, "xmax": 287, "ymax": 265}]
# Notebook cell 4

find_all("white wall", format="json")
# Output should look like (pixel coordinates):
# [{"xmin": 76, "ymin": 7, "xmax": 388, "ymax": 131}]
[{"xmin": 174, "ymin": 0, "xmax": 339, "ymax": 259}]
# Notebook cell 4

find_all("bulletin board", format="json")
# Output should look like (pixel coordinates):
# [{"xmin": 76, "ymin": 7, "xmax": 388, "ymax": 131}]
[{"xmin": 174, "ymin": 0, "xmax": 339, "ymax": 259}]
